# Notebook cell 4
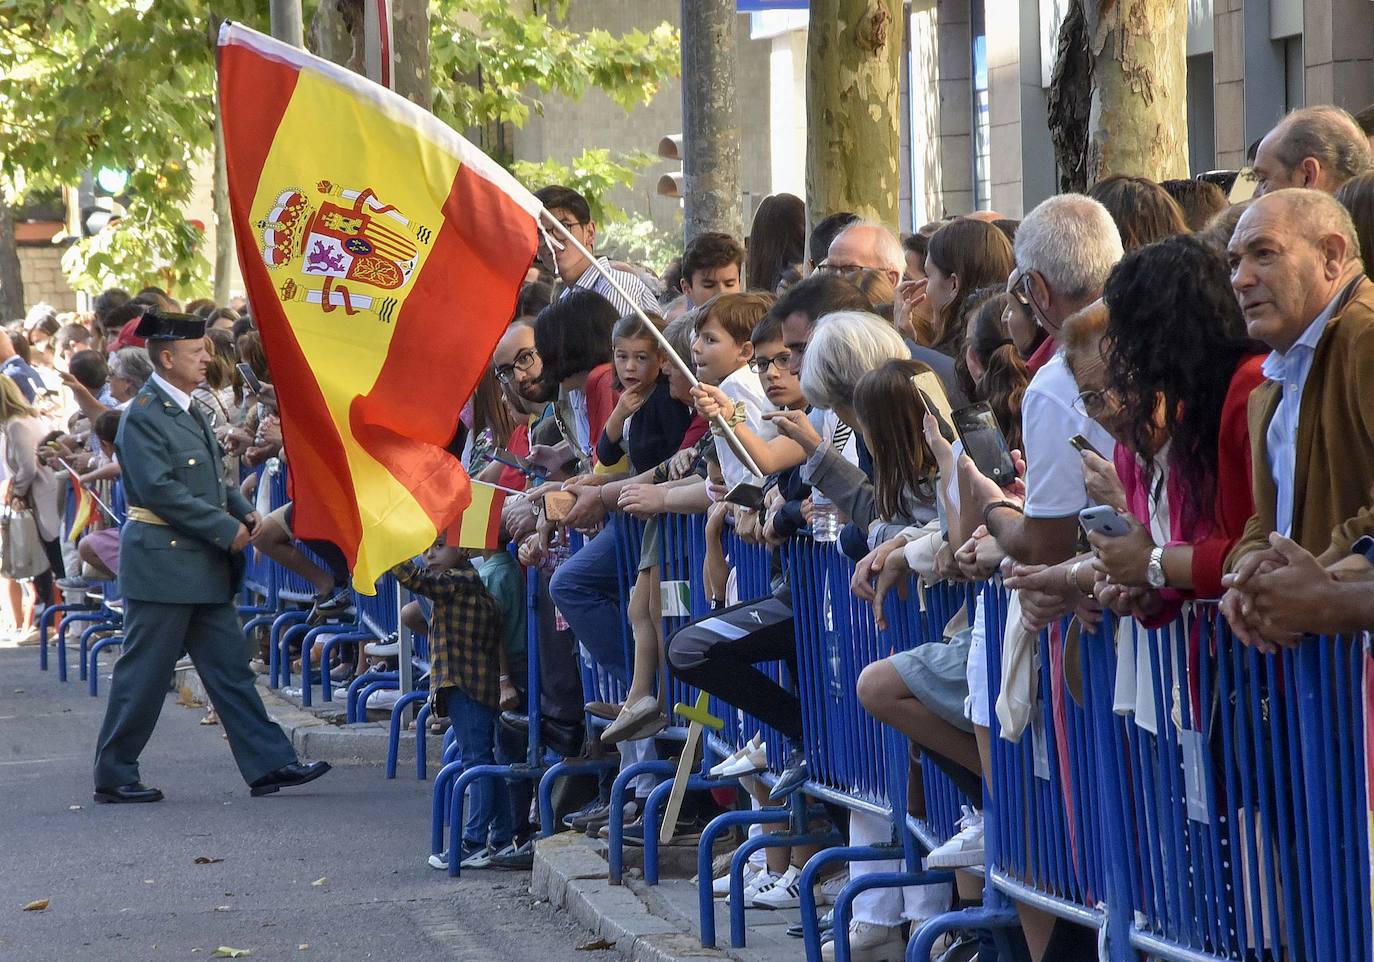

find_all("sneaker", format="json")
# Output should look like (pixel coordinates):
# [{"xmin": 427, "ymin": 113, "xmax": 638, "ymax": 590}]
[
  {"xmin": 926, "ymin": 806, "xmax": 985, "ymax": 869},
  {"xmin": 487, "ymin": 838, "xmax": 535, "ymax": 870},
  {"xmin": 788, "ymin": 908, "xmax": 834, "ymax": 939},
  {"xmin": 427, "ymin": 852, "xmax": 449, "ymax": 870},
  {"xmin": 618, "ymin": 812, "xmax": 706, "ymax": 847},
  {"xmin": 709, "ymin": 733, "xmax": 763, "ymax": 777},
  {"xmin": 820, "ymin": 921, "xmax": 906, "ymax": 962},
  {"xmin": 56, "ymin": 575, "xmax": 90, "ymax": 591},
  {"xmin": 818, "ymin": 871, "xmax": 849, "ymax": 906},
  {"xmin": 364, "ymin": 634, "xmax": 400, "ymax": 658},
  {"xmin": 308, "ymin": 585, "xmax": 353, "ymax": 626},
  {"xmin": 365, "ymin": 688, "xmax": 402, "ymax": 711},
  {"xmin": 751, "ymin": 864, "xmax": 803, "ymax": 909},
  {"xmin": 711, "ymin": 863, "xmax": 763, "ymax": 899},
  {"xmin": 458, "ymin": 843, "xmax": 494, "ymax": 869},
  {"xmin": 767, "ymin": 747, "xmax": 808, "ymax": 802},
  {"xmin": 563, "ymin": 797, "xmax": 611, "ymax": 832}
]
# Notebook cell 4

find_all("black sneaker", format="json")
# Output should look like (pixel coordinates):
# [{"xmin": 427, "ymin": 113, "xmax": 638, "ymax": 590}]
[
  {"xmin": 768, "ymin": 748, "xmax": 809, "ymax": 802},
  {"xmin": 308, "ymin": 585, "xmax": 353, "ymax": 626},
  {"xmin": 587, "ymin": 798, "xmax": 642, "ymax": 838},
  {"xmin": 563, "ymin": 797, "xmax": 611, "ymax": 832},
  {"xmin": 487, "ymin": 838, "xmax": 535, "ymax": 870}
]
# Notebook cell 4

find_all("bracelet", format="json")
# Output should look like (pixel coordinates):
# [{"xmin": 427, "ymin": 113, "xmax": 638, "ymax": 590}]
[
  {"xmin": 1066, "ymin": 559, "xmax": 1086, "ymax": 593},
  {"xmin": 982, "ymin": 500, "xmax": 1022, "ymax": 527},
  {"xmin": 726, "ymin": 400, "xmax": 748, "ymax": 427}
]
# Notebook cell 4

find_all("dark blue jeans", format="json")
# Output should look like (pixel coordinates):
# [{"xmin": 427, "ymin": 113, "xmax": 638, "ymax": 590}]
[
  {"xmin": 447, "ymin": 686, "xmax": 513, "ymax": 849},
  {"xmin": 548, "ymin": 518, "xmax": 631, "ymax": 683}
]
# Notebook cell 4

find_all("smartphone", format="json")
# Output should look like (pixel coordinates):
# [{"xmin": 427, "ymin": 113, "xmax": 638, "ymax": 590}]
[
  {"xmin": 952, "ymin": 402, "xmax": 1016, "ymax": 485},
  {"xmin": 724, "ymin": 481, "xmax": 765, "ymax": 512},
  {"xmin": 1078, "ymin": 505, "xmax": 1132, "ymax": 538},
  {"xmin": 236, "ymin": 362, "xmax": 262, "ymax": 395},
  {"xmin": 1069, "ymin": 434, "xmax": 1105, "ymax": 459}
]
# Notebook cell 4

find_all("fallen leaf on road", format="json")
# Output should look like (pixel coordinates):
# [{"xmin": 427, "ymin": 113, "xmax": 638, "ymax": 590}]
[
  {"xmin": 309, "ymin": 877, "xmax": 327, "ymax": 886},
  {"xmin": 22, "ymin": 899, "xmax": 49, "ymax": 912},
  {"xmin": 193, "ymin": 856, "xmax": 224, "ymax": 865},
  {"xmin": 211, "ymin": 948, "xmax": 252, "ymax": 958},
  {"xmin": 214, "ymin": 906, "xmax": 231, "ymax": 912},
  {"xmin": 13, "ymin": 688, "xmax": 23, "ymax": 693},
  {"xmin": 297, "ymin": 945, "xmax": 309, "ymax": 951},
  {"xmin": 68, "ymin": 805, "xmax": 82, "ymax": 811},
  {"xmin": 576, "ymin": 937, "xmax": 614, "ymax": 951}
]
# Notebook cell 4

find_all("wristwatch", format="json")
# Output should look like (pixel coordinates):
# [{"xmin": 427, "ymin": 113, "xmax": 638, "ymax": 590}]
[{"xmin": 1146, "ymin": 545, "xmax": 1167, "ymax": 589}]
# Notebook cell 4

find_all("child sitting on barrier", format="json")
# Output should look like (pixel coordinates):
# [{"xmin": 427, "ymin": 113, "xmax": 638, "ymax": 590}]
[{"xmin": 390, "ymin": 533, "xmax": 512, "ymax": 870}]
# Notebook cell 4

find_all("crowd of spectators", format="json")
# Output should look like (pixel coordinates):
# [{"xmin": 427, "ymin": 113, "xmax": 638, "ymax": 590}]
[{"xmin": 8, "ymin": 100, "xmax": 1374, "ymax": 962}]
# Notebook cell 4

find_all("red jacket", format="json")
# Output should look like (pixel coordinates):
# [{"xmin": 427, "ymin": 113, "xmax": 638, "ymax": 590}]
[{"xmin": 584, "ymin": 364, "xmax": 619, "ymax": 462}]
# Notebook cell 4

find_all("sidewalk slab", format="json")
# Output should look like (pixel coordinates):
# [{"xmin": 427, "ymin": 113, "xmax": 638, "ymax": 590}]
[
  {"xmin": 256, "ymin": 679, "xmax": 446, "ymax": 769},
  {"xmin": 533, "ymin": 832, "xmax": 804, "ymax": 962}
]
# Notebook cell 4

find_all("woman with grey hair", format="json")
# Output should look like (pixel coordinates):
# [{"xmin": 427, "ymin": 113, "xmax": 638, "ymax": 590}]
[
  {"xmin": 798, "ymin": 309, "xmax": 911, "ymax": 419},
  {"xmin": 109, "ymin": 347, "xmax": 152, "ymax": 406}
]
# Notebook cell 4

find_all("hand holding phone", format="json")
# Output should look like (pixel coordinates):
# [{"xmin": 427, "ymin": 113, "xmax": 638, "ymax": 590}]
[
  {"xmin": 1078, "ymin": 505, "xmax": 1132, "ymax": 538},
  {"xmin": 1069, "ymin": 434, "xmax": 1105, "ymax": 459},
  {"xmin": 953, "ymin": 403, "xmax": 1016, "ymax": 485},
  {"xmin": 237, "ymin": 362, "xmax": 263, "ymax": 395}
]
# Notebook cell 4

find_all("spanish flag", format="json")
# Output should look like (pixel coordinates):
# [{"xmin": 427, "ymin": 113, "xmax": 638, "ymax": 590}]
[
  {"xmin": 449, "ymin": 480, "xmax": 508, "ymax": 552},
  {"xmin": 218, "ymin": 23, "xmax": 540, "ymax": 593},
  {"xmin": 67, "ymin": 468, "xmax": 93, "ymax": 544}
]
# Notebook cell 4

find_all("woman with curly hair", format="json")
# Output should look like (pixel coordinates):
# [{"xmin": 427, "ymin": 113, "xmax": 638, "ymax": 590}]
[{"xmin": 1072, "ymin": 234, "xmax": 1267, "ymax": 616}]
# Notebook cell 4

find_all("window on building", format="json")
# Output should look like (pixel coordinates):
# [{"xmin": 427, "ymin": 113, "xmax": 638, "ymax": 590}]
[
  {"xmin": 1186, "ymin": 54, "xmax": 1216, "ymax": 175},
  {"xmin": 971, "ymin": 2, "xmax": 991, "ymax": 210},
  {"xmin": 1283, "ymin": 35, "xmax": 1304, "ymax": 112}
]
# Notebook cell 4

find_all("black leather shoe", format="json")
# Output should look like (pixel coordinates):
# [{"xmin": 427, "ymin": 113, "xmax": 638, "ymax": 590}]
[
  {"xmin": 249, "ymin": 760, "xmax": 331, "ymax": 797},
  {"xmin": 94, "ymin": 782, "xmax": 164, "ymax": 804},
  {"xmin": 497, "ymin": 711, "xmax": 585, "ymax": 758}
]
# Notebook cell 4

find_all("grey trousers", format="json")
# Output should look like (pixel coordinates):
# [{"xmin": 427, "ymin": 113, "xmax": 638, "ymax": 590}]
[{"xmin": 93, "ymin": 599, "xmax": 297, "ymax": 789}]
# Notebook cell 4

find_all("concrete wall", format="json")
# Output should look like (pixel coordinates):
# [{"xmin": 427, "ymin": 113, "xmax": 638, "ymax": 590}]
[
  {"xmin": 511, "ymin": 1, "xmax": 780, "ymax": 243},
  {"xmin": 17, "ymin": 245, "xmax": 78, "ymax": 314}
]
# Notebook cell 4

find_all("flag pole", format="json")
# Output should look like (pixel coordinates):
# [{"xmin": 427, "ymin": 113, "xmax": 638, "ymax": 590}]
[
  {"xmin": 56, "ymin": 458, "xmax": 121, "ymax": 524},
  {"xmin": 471, "ymin": 478, "xmax": 525, "ymax": 497},
  {"xmin": 539, "ymin": 210, "xmax": 767, "ymax": 481}
]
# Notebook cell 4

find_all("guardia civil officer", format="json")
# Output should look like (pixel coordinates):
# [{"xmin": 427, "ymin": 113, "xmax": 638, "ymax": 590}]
[{"xmin": 93, "ymin": 311, "xmax": 330, "ymax": 803}]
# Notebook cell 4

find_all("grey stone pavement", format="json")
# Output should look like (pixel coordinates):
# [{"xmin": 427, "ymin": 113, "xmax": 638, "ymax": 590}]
[{"xmin": 0, "ymin": 643, "xmax": 618, "ymax": 962}]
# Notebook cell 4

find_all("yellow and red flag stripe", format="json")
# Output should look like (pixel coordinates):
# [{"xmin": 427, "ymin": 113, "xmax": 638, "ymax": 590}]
[
  {"xmin": 217, "ymin": 23, "xmax": 540, "ymax": 592},
  {"xmin": 448, "ymin": 480, "xmax": 508, "ymax": 552},
  {"xmin": 67, "ymin": 468, "xmax": 93, "ymax": 543}
]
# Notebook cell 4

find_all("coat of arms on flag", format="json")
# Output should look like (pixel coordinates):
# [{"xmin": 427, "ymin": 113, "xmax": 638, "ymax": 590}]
[{"xmin": 257, "ymin": 182, "xmax": 435, "ymax": 322}]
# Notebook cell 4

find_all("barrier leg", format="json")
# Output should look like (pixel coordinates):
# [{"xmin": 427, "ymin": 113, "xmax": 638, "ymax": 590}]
[
  {"xmin": 536, "ymin": 760, "xmax": 617, "ymax": 838},
  {"xmin": 692, "ymin": 807, "xmax": 787, "ymax": 947},
  {"xmin": 58, "ymin": 611, "xmax": 106, "ymax": 683},
  {"xmin": 796, "ymin": 846, "xmax": 910, "ymax": 962},
  {"xmin": 268, "ymin": 610, "xmax": 308, "ymax": 688},
  {"xmin": 385, "ymin": 690, "xmax": 429, "ymax": 779},
  {"xmin": 607, "ymin": 760, "xmax": 677, "ymax": 884},
  {"xmin": 447, "ymin": 763, "xmax": 519, "ymax": 878},
  {"xmin": 431, "ymin": 759, "xmax": 465, "ymax": 854},
  {"xmin": 39, "ymin": 602, "xmax": 91, "ymax": 673},
  {"xmin": 415, "ymin": 703, "xmax": 432, "ymax": 780},
  {"xmin": 319, "ymin": 632, "xmax": 370, "ymax": 702},
  {"xmin": 278, "ymin": 622, "xmax": 312, "ymax": 691},
  {"xmin": 87, "ymin": 634, "xmax": 124, "ymax": 697},
  {"xmin": 905, "ymin": 900, "xmax": 1023, "ymax": 962},
  {"xmin": 79, "ymin": 620, "xmax": 119, "ymax": 684},
  {"xmin": 830, "ymin": 870, "xmax": 953, "ymax": 962},
  {"xmin": 345, "ymin": 671, "xmax": 398, "ymax": 723},
  {"xmin": 727, "ymin": 823, "xmax": 841, "ymax": 948}
]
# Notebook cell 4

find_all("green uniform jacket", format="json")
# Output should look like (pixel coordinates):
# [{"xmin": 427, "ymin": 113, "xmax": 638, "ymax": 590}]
[{"xmin": 115, "ymin": 379, "xmax": 255, "ymax": 604}]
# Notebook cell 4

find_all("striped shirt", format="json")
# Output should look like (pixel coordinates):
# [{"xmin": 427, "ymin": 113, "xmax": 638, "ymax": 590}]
[{"xmin": 564, "ymin": 257, "xmax": 659, "ymax": 318}]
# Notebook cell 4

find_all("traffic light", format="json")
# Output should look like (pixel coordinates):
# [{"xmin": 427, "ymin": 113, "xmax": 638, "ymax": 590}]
[
  {"xmin": 657, "ymin": 134, "xmax": 683, "ymax": 198},
  {"xmin": 76, "ymin": 167, "xmax": 130, "ymax": 236}
]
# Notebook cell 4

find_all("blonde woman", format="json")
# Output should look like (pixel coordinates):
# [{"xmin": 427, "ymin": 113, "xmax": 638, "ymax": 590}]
[{"xmin": 0, "ymin": 374, "xmax": 61, "ymax": 642}]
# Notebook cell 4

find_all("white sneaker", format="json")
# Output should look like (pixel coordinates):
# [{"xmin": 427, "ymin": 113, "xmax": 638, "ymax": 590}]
[
  {"xmin": 817, "ymin": 870, "xmax": 849, "ymax": 906},
  {"xmin": 711, "ymin": 863, "xmax": 758, "ymax": 898},
  {"xmin": 926, "ymin": 806, "xmax": 985, "ymax": 869},
  {"xmin": 364, "ymin": 640, "xmax": 400, "ymax": 658},
  {"xmin": 821, "ymin": 921, "xmax": 906, "ymax": 962},
  {"xmin": 366, "ymin": 688, "xmax": 402, "ymax": 711},
  {"xmin": 708, "ymin": 733, "xmax": 763, "ymax": 777},
  {"xmin": 716, "ymin": 744, "xmax": 768, "ymax": 778},
  {"xmin": 750, "ymin": 864, "xmax": 803, "ymax": 909}
]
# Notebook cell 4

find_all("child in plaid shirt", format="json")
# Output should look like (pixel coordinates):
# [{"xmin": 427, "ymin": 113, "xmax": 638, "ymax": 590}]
[{"xmin": 391, "ymin": 534, "xmax": 511, "ymax": 868}]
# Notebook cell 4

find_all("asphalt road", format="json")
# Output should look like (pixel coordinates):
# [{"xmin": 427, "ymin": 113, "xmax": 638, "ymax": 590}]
[{"xmin": 0, "ymin": 644, "xmax": 613, "ymax": 962}]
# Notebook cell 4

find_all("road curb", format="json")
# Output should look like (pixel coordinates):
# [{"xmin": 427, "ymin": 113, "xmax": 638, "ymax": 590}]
[{"xmin": 256, "ymin": 681, "xmax": 444, "ymax": 769}]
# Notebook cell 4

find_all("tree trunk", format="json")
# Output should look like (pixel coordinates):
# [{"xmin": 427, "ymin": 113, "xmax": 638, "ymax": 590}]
[
  {"xmin": 0, "ymin": 201, "xmax": 24, "ymax": 322},
  {"xmin": 306, "ymin": 0, "xmax": 429, "ymax": 108},
  {"xmin": 212, "ymin": 111, "xmax": 233, "ymax": 305},
  {"xmin": 680, "ymin": 0, "xmax": 741, "ymax": 243},
  {"xmin": 805, "ymin": 0, "xmax": 904, "ymax": 232},
  {"xmin": 270, "ymin": 0, "xmax": 304, "ymax": 47},
  {"xmin": 391, "ymin": 0, "xmax": 431, "ymax": 110},
  {"xmin": 1047, "ymin": 0, "xmax": 1091, "ymax": 194},
  {"xmin": 1082, "ymin": 0, "xmax": 1188, "ymax": 184}
]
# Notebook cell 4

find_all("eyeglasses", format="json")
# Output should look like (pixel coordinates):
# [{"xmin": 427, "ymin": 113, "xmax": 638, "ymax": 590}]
[
  {"xmin": 815, "ymin": 262, "xmax": 865, "ymax": 278},
  {"xmin": 1072, "ymin": 388, "xmax": 1117, "ymax": 419},
  {"xmin": 748, "ymin": 352, "xmax": 793, "ymax": 374},
  {"xmin": 494, "ymin": 347, "xmax": 539, "ymax": 383}
]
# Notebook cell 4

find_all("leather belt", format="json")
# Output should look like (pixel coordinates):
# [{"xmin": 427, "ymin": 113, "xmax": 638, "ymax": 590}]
[{"xmin": 127, "ymin": 507, "xmax": 169, "ymax": 526}]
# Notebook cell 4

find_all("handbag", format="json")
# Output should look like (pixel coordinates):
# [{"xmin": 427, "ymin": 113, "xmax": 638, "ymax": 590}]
[{"xmin": 1, "ymin": 498, "xmax": 51, "ymax": 580}]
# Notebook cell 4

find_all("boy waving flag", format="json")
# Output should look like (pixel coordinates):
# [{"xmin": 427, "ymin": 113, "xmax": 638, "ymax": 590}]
[{"xmin": 217, "ymin": 22, "xmax": 540, "ymax": 592}]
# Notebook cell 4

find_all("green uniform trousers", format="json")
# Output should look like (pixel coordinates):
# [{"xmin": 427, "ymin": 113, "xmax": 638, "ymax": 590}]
[{"xmin": 93, "ymin": 599, "xmax": 296, "ymax": 789}]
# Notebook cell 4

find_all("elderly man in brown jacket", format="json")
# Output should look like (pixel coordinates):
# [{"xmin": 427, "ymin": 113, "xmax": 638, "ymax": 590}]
[{"xmin": 1222, "ymin": 189, "xmax": 1374, "ymax": 647}]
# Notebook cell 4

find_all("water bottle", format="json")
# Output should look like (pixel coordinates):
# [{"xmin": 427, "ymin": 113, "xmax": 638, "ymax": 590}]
[{"xmin": 811, "ymin": 493, "xmax": 840, "ymax": 543}]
